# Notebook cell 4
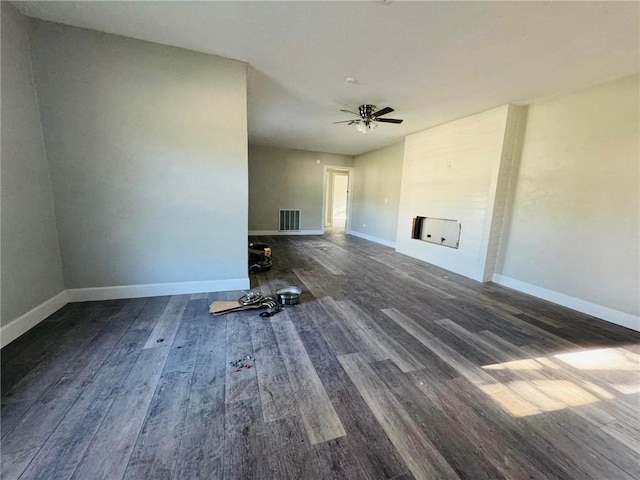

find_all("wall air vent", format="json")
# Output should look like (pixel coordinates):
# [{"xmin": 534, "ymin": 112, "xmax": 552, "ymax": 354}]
[{"xmin": 279, "ymin": 209, "xmax": 301, "ymax": 231}]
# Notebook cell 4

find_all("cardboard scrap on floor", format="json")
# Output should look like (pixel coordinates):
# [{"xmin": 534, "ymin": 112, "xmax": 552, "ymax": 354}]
[{"xmin": 209, "ymin": 301, "xmax": 262, "ymax": 316}]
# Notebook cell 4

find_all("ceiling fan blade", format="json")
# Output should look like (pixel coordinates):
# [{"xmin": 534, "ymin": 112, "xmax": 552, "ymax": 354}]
[
  {"xmin": 373, "ymin": 107, "xmax": 394, "ymax": 117},
  {"xmin": 376, "ymin": 118, "xmax": 403, "ymax": 124},
  {"xmin": 340, "ymin": 109, "xmax": 361, "ymax": 116},
  {"xmin": 333, "ymin": 120, "xmax": 355, "ymax": 124}
]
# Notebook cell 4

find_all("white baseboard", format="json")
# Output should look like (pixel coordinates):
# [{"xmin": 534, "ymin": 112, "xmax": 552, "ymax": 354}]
[
  {"xmin": 492, "ymin": 274, "xmax": 640, "ymax": 332},
  {"xmin": 66, "ymin": 278, "xmax": 250, "ymax": 302},
  {"xmin": 1, "ymin": 278, "xmax": 250, "ymax": 348},
  {"xmin": 1, "ymin": 291, "xmax": 68, "ymax": 348},
  {"xmin": 248, "ymin": 230, "xmax": 323, "ymax": 236},
  {"xmin": 348, "ymin": 230, "xmax": 396, "ymax": 248}
]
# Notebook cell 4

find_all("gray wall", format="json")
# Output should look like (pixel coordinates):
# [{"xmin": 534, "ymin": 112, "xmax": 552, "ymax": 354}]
[
  {"xmin": 350, "ymin": 142, "xmax": 404, "ymax": 244},
  {"xmin": 496, "ymin": 74, "xmax": 639, "ymax": 319},
  {"xmin": 29, "ymin": 20, "xmax": 249, "ymax": 288},
  {"xmin": 1, "ymin": 4, "xmax": 64, "ymax": 326},
  {"xmin": 248, "ymin": 145, "xmax": 353, "ymax": 232}
]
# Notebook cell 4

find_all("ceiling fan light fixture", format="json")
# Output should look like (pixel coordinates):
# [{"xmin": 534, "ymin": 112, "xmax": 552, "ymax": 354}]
[{"xmin": 355, "ymin": 120, "xmax": 377, "ymax": 134}]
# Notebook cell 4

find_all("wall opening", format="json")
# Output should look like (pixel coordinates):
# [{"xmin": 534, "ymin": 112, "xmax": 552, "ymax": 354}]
[
  {"xmin": 323, "ymin": 166, "xmax": 353, "ymax": 233},
  {"xmin": 411, "ymin": 216, "xmax": 461, "ymax": 249}
]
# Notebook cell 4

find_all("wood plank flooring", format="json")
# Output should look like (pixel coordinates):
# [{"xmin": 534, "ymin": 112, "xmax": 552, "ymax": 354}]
[{"xmin": 2, "ymin": 231, "xmax": 639, "ymax": 479}]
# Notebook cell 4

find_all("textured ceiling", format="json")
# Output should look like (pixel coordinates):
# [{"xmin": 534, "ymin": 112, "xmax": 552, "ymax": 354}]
[{"xmin": 14, "ymin": 1, "xmax": 640, "ymax": 156}]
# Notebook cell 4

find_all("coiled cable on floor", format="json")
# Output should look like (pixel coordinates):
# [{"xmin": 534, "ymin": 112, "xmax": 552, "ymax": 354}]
[{"xmin": 238, "ymin": 291, "xmax": 265, "ymax": 306}]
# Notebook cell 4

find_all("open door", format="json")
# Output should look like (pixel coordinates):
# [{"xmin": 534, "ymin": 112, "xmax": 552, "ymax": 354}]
[{"xmin": 323, "ymin": 166, "xmax": 354, "ymax": 233}]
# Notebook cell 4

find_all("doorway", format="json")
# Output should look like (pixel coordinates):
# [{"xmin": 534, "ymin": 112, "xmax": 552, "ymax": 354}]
[{"xmin": 323, "ymin": 166, "xmax": 353, "ymax": 234}]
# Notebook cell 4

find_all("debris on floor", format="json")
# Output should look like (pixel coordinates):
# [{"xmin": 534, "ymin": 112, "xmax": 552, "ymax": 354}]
[
  {"xmin": 238, "ymin": 291, "xmax": 266, "ymax": 306},
  {"xmin": 275, "ymin": 286, "xmax": 302, "ymax": 305},
  {"xmin": 208, "ymin": 290, "xmax": 285, "ymax": 317},
  {"xmin": 249, "ymin": 242, "xmax": 272, "ymax": 274},
  {"xmin": 208, "ymin": 300, "xmax": 257, "ymax": 315},
  {"xmin": 229, "ymin": 355, "xmax": 254, "ymax": 373},
  {"xmin": 260, "ymin": 303, "xmax": 283, "ymax": 317}
]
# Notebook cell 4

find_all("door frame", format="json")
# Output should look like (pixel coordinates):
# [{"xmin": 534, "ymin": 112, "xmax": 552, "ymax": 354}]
[{"xmin": 322, "ymin": 165, "xmax": 355, "ymax": 234}]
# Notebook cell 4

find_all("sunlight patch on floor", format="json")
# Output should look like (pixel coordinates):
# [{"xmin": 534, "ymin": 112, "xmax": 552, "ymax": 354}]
[
  {"xmin": 482, "ymin": 359, "xmax": 542, "ymax": 371},
  {"xmin": 478, "ymin": 346, "xmax": 639, "ymax": 417},
  {"xmin": 478, "ymin": 379, "xmax": 600, "ymax": 417},
  {"xmin": 611, "ymin": 383, "xmax": 640, "ymax": 394},
  {"xmin": 554, "ymin": 348, "xmax": 639, "ymax": 371},
  {"xmin": 531, "ymin": 380, "xmax": 599, "ymax": 406},
  {"xmin": 478, "ymin": 386, "xmax": 542, "ymax": 417},
  {"xmin": 580, "ymin": 381, "xmax": 615, "ymax": 399}
]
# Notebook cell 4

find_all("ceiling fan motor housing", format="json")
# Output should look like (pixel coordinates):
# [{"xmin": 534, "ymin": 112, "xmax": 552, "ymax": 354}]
[{"xmin": 358, "ymin": 104, "xmax": 377, "ymax": 119}]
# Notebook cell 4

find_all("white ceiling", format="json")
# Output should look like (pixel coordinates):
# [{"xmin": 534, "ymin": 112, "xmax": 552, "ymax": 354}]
[{"xmin": 14, "ymin": 1, "xmax": 640, "ymax": 156}]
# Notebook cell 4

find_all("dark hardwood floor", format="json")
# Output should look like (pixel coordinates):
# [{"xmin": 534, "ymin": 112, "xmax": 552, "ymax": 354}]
[{"xmin": 2, "ymin": 232, "xmax": 639, "ymax": 479}]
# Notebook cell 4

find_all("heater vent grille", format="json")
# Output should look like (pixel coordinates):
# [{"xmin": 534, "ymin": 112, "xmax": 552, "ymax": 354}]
[{"xmin": 279, "ymin": 209, "xmax": 301, "ymax": 231}]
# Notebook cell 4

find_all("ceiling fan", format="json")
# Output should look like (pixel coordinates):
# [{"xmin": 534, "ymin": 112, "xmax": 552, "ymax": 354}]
[{"xmin": 334, "ymin": 104, "xmax": 403, "ymax": 133}]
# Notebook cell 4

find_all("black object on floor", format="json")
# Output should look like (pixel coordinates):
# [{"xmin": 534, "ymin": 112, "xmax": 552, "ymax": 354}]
[{"xmin": 249, "ymin": 242, "xmax": 272, "ymax": 273}]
